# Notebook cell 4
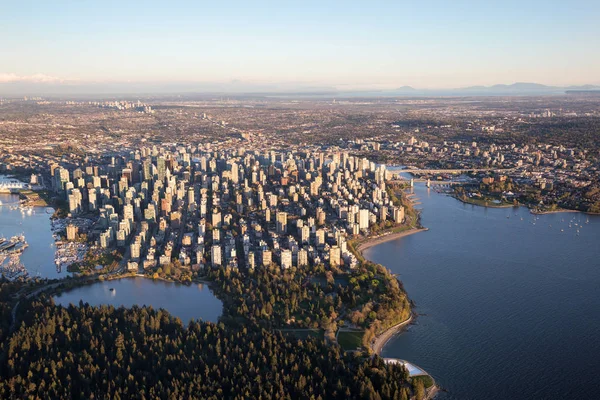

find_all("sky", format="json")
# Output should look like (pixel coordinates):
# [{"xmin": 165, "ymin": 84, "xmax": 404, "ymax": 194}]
[{"xmin": 1, "ymin": 0, "xmax": 600, "ymax": 92}]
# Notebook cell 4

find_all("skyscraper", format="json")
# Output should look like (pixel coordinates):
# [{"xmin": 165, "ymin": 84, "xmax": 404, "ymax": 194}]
[{"xmin": 276, "ymin": 212, "xmax": 287, "ymax": 234}]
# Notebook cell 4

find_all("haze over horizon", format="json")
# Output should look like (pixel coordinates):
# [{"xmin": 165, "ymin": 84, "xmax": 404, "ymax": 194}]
[{"xmin": 2, "ymin": 0, "xmax": 600, "ymax": 94}]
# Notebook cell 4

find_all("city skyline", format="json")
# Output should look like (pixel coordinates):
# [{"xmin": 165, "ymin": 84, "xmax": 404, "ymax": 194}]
[{"xmin": 3, "ymin": 0, "xmax": 600, "ymax": 93}]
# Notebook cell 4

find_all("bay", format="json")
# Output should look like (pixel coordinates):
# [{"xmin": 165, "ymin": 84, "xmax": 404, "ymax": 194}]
[{"xmin": 365, "ymin": 181, "xmax": 600, "ymax": 399}]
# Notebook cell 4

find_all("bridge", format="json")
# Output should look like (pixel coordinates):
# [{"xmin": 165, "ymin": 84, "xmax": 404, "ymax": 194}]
[
  {"xmin": 412, "ymin": 180, "xmax": 459, "ymax": 185},
  {"xmin": 392, "ymin": 167, "xmax": 515, "ymax": 174}
]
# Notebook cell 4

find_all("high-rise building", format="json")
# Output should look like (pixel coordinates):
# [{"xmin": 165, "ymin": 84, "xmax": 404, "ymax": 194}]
[
  {"xmin": 280, "ymin": 249, "xmax": 292, "ymax": 269},
  {"xmin": 123, "ymin": 204, "xmax": 134, "ymax": 223},
  {"xmin": 88, "ymin": 188, "xmax": 97, "ymax": 211},
  {"xmin": 212, "ymin": 209, "xmax": 222, "ymax": 228},
  {"xmin": 230, "ymin": 162, "xmax": 239, "ymax": 184},
  {"xmin": 297, "ymin": 248, "xmax": 308, "ymax": 267},
  {"xmin": 68, "ymin": 189, "xmax": 82, "ymax": 214},
  {"xmin": 316, "ymin": 207, "xmax": 326, "ymax": 226},
  {"xmin": 130, "ymin": 240, "xmax": 141, "ymax": 261},
  {"xmin": 200, "ymin": 197, "xmax": 207, "ymax": 218},
  {"xmin": 54, "ymin": 167, "xmax": 70, "ymax": 193},
  {"xmin": 157, "ymin": 156, "xmax": 166, "ymax": 181},
  {"xmin": 66, "ymin": 224, "xmax": 78, "ymax": 241},
  {"xmin": 379, "ymin": 206, "xmax": 387, "ymax": 222},
  {"xmin": 329, "ymin": 245, "xmax": 341, "ymax": 268},
  {"xmin": 276, "ymin": 211, "xmax": 287, "ymax": 234},
  {"xmin": 211, "ymin": 245, "xmax": 222, "ymax": 267},
  {"xmin": 393, "ymin": 206, "xmax": 405, "ymax": 223},
  {"xmin": 358, "ymin": 209, "xmax": 370, "ymax": 230},
  {"xmin": 315, "ymin": 229, "xmax": 325, "ymax": 246},
  {"xmin": 247, "ymin": 251, "xmax": 256, "ymax": 270},
  {"xmin": 262, "ymin": 250, "xmax": 272, "ymax": 267},
  {"xmin": 301, "ymin": 225, "xmax": 310, "ymax": 244}
]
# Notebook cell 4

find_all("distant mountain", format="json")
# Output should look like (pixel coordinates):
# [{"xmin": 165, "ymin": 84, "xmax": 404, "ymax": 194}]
[
  {"xmin": 565, "ymin": 84, "xmax": 599, "ymax": 90},
  {"xmin": 370, "ymin": 82, "xmax": 600, "ymax": 97},
  {"xmin": 1, "ymin": 79, "xmax": 599, "ymax": 98},
  {"xmin": 455, "ymin": 82, "xmax": 600, "ymax": 95},
  {"xmin": 394, "ymin": 86, "xmax": 417, "ymax": 91}
]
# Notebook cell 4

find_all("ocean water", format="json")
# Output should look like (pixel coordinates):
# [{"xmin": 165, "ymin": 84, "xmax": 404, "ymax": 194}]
[{"xmin": 365, "ymin": 183, "xmax": 600, "ymax": 399}]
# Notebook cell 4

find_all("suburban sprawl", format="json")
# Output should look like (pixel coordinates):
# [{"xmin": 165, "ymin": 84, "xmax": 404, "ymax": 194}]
[{"xmin": 1, "ymin": 93, "xmax": 599, "ymax": 399}]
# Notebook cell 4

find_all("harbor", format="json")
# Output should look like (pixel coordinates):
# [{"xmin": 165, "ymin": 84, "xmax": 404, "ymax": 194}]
[
  {"xmin": 0, "ymin": 235, "xmax": 28, "ymax": 254},
  {"xmin": 0, "ymin": 193, "xmax": 62, "ymax": 279},
  {"xmin": 0, "ymin": 235, "xmax": 29, "ymax": 279}
]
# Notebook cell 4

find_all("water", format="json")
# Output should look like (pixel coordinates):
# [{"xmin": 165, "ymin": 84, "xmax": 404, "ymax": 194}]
[
  {"xmin": 364, "ymin": 182, "xmax": 600, "ymax": 399},
  {"xmin": 0, "ymin": 193, "xmax": 61, "ymax": 278},
  {"xmin": 53, "ymin": 277, "xmax": 223, "ymax": 323}
]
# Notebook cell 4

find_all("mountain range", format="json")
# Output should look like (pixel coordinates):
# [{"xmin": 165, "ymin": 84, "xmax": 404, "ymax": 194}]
[
  {"xmin": 383, "ymin": 82, "xmax": 600, "ymax": 96},
  {"xmin": 1, "ymin": 81, "xmax": 599, "ymax": 97}
]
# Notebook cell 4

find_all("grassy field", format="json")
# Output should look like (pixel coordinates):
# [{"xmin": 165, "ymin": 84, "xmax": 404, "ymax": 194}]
[{"xmin": 337, "ymin": 330, "xmax": 365, "ymax": 351}]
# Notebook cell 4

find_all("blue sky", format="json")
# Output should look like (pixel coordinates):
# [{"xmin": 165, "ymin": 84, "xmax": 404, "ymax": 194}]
[{"xmin": 1, "ymin": 0, "xmax": 599, "ymax": 89}]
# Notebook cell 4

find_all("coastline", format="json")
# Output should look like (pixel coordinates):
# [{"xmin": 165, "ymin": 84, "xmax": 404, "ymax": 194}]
[
  {"xmin": 357, "ymin": 227, "xmax": 429, "ymax": 253},
  {"xmin": 354, "ymin": 193, "xmax": 438, "ymax": 397},
  {"xmin": 530, "ymin": 208, "xmax": 581, "ymax": 215},
  {"xmin": 371, "ymin": 313, "xmax": 413, "ymax": 355},
  {"xmin": 453, "ymin": 195, "xmax": 515, "ymax": 209},
  {"xmin": 452, "ymin": 193, "xmax": 597, "ymax": 215}
]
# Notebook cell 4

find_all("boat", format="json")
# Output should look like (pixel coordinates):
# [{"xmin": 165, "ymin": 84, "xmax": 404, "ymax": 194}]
[
  {"xmin": 109, "ymin": 288, "xmax": 115, "ymax": 291},
  {"xmin": 0, "ymin": 235, "xmax": 27, "ymax": 254}
]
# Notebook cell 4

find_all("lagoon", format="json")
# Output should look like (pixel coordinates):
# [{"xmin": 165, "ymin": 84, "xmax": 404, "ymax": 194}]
[{"xmin": 53, "ymin": 277, "xmax": 223, "ymax": 323}]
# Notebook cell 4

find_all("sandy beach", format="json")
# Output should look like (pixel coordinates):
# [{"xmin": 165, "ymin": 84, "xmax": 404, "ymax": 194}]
[
  {"xmin": 357, "ymin": 227, "xmax": 429, "ymax": 253},
  {"xmin": 371, "ymin": 314, "xmax": 413, "ymax": 355}
]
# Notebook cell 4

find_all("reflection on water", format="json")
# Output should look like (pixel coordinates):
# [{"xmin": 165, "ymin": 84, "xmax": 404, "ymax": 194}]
[{"xmin": 54, "ymin": 277, "xmax": 223, "ymax": 323}]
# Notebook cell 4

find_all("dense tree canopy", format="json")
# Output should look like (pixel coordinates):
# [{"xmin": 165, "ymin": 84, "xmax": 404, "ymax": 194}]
[{"xmin": 0, "ymin": 295, "xmax": 417, "ymax": 400}]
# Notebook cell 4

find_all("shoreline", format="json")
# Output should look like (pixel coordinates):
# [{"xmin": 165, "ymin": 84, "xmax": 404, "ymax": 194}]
[
  {"xmin": 530, "ymin": 208, "xmax": 582, "ymax": 215},
  {"xmin": 357, "ymin": 227, "xmax": 429, "ymax": 253},
  {"xmin": 371, "ymin": 313, "xmax": 414, "ymax": 355},
  {"xmin": 355, "ymin": 189, "xmax": 438, "ymax": 397},
  {"xmin": 452, "ymin": 193, "xmax": 598, "ymax": 215},
  {"xmin": 453, "ymin": 195, "xmax": 515, "ymax": 209}
]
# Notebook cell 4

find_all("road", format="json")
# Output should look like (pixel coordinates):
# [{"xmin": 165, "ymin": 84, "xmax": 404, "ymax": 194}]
[{"xmin": 9, "ymin": 281, "xmax": 63, "ymax": 333}]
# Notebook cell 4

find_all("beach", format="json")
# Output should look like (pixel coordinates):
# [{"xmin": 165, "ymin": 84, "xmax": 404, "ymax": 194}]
[
  {"xmin": 357, "ymin": 227, "xmax": 429, "ymax": 253},
  {"xmin": 371, "ymin": 314, "xmax": 414, "ymax": 355}
]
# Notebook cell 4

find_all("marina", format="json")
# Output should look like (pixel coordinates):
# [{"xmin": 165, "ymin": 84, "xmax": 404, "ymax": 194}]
[
  {"xmin": 0, "ymin": 235, "xmax": 28, "ymax": 254},
  {"xmin": 0, "ymin": 234, "xmax": 29, "ymax": 279},
  {"xmin": 0, "ymin": 193, "xmax": 61, "ymax": 279}
]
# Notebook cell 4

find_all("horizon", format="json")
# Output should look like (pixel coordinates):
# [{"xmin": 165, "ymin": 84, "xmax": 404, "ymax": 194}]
[
  {"xmin": 1, "ymin": 80, "xmax": 600, "ymax": 98},
  {"xmin": 3, "ymin": 0, "xmax": 600, "ymax": 95}
]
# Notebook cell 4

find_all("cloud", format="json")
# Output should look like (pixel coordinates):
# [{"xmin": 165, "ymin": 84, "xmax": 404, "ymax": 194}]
[{"xmin": 0, "ymin": 73, "xmax": 64, "ymax": 84}]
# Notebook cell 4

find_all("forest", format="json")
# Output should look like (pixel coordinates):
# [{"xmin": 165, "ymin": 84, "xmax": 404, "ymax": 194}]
[
  {"xmin": 0, "ymin": 288, "xmax": 424, "ymax": 400},
  {"xmin": 207, "ymin": 260, "xmax": 411, "ymax": 341}
]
